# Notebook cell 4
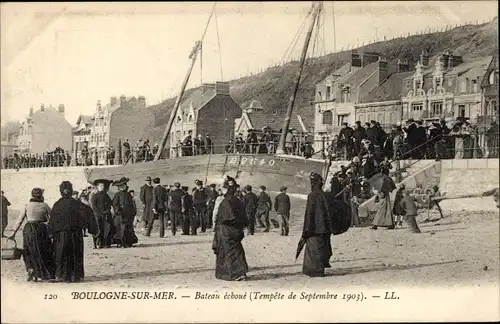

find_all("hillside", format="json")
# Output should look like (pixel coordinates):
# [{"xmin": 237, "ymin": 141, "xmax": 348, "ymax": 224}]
[{"xmin": 147, "ymin": 19, "xmax": 498, "ymax": 142}]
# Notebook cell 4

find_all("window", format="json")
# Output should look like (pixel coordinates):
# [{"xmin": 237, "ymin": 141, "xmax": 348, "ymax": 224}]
[
  {"xmin": 340, "ymin": 88, "xmax": 351, "ymax": 103},
  {"xmin": 317, "ymin": 91, "xmax": 322, "ymax": 100},
  {"xmin": 472, "ymin": 79, "xmax": 478, "ymax": 93},
  {"xmin": 336, "ymin": 114, "xmax": 348, "ymax": 126},
  {"xmin": 177, "ymin": 116, "xmax": 181, "ymax": 123},
  {"xmin": 458, "ymin": 105, "xmax": 466, "ymax": 118},
  {"xmin": 435, "ymin": 78, "xmax": 441, "ymax": 88},
  {"xmin": 431, "ymin": 102, "xmax": 443, "ymax": 116},
  {"xmin": 459, "ymin": 80, "xmax": 466, "ymax": 93},
  {"xmin": 188, "ymin": 115, "xmax": 193, "ymax": 123},
  {"xmin": 326, "ymin": 86, "xmax": 331, "ymax": 99},
  {"xmin": 412, "ymin": 103, "xmax": 423, "ymax": 111},
  {"xmin": 322, "ymin": 111, "xmax": 333, "ymax": 125}
]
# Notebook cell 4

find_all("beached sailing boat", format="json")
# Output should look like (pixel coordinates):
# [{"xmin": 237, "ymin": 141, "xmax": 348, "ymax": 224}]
[{"xmin": 85, "ymin": 2, "xmax": 328, "ymax": 195}]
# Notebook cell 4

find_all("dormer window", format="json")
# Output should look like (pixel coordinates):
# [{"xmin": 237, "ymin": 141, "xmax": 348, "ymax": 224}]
[
  {"xmin": 176, "ymin": 116, "xmax": 182, "ymax": 123},
  {"xmin": 326, "ymin": 86, "xmax": 331, "ymax": 100},
  {"xmin": 188, "ymin": 115, "xmax": 193, "ymax": 123},
  {"xmin": 472, "ymin": 79, "xmax": 478, "ymax": 93},
  {"xmin": 435, "ymin": 78, "xmax": 441, "ymax": 88}
]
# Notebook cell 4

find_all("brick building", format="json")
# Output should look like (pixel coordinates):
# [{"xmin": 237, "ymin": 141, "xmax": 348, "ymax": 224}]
[
  {"xmin": 169, "ymin": 82, "xmax": 242, "ymax": 156},
  {"xmin": 17, "ymin": 104, "xmax": 73, "ymax": 154},
  {"xmin": 89, "ymin": 95, "xmax": 154, "ymax": 165},
  {"xmin": 480, "ymin": 55, "xmax": 499, "ymax": 125}
]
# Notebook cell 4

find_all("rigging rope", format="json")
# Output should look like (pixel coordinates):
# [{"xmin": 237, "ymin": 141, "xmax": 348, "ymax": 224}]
[
  {"xmin": 279, "ymin": 11, "xmax": 310, "ymax": 66},
  {"xmin": 214, "ymin": 8, "xmax": 224, "ymax": 81}
]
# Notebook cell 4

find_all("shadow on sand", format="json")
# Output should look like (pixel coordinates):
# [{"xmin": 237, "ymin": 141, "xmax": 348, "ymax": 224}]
[{"xmin": 132, "ymin": 239, "xmax": 213, "ymax": 248}]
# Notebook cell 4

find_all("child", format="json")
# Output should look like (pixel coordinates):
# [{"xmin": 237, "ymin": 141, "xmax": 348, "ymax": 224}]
[
  {"xmin": 399, "ymin": 190, "xmax": 421, "ymax": 233},
  {"xmin": 423, "ymin": 185, "xmax": 444, "ymax": 222},
  {"xmin": 393, "ymin": 184, "xmax": 406, "ymax": 228},
  {"xmin": 274, "ymin": 186, "xmax": 291, "ymax": 236}
]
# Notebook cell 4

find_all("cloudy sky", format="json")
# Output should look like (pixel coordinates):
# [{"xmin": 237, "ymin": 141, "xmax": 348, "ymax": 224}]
[{"xmin": 1, "ymin": 1, "xmax": 497, "ymax": 126}]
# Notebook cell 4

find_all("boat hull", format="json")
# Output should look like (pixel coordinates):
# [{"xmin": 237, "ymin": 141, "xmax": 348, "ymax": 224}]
[{"xmin": 85, "ymin": 154, "xmax": 327, "ymax": 195}]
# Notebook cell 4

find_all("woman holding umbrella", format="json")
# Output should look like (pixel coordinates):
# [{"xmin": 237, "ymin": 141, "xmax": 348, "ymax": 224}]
[
  {"xmin": 90, "ymin": 179, "xmax": 115, "ymax": 248},
  {"xmin": 369, "ymin": 174, "xmax": 396, "ymax": 230}
]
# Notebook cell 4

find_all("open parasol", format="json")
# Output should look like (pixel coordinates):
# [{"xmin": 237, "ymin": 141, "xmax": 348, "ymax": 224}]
[
  {"xmin": 295, "ymin": 237, "xmax": 306, "ymax": 262},
  {"xmin": 368, "ymin": 174, "xmax": 396, "ymax": 193}
]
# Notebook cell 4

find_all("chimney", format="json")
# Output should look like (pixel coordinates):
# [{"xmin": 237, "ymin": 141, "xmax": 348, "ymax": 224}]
[
  {"xmin": 215, "ymin": 82, "xmax": 230, "ymax": 95},
  {"xmin": 377, "ymin": 57, "xmax": 389, "ymax": 84},
  {"xmin": 351, "ymin": 51, "xmax": 362, "ymax": 68},
  {"xmin": 58, "ymin": 104, "xmax": 65, "ymax": 115},
  {"xmin": 29, "ymin": 106, "xmax": 34, "ymax": 117},
  {"xmin": 40, "ymin": 104, "xmax": 45, "ymax": 112},
  {"xmin": 96, "ymin": 100, "xmax": 102, "ymax": 112},
  {"xmin": 110, "ymin": 96, "xmax": 117, "ymax": 106},
  {"xmin": 397, "ymin": 59, "xmax": 410, "ymax": 73},
  {"xmin": 441, "ymin": 50, "xmax": 450, "ymax": 69},
  {"xmin": 119, "ymin": 95, "xmax": 127, "ymax": 106},
  {"xmin": 448, "ymin": 54, "xmax": 463, "ymax": 68},
  {"xmin": 420, "ymin": 50, "xmax": 430, "ymax": 67},
  {"xmin": 361, "ymin": 52, "xmax": 381, "ymax": 67},
  {"xmin": 137, "ymin": 96, "xmax": 146, "ymax": 108}
]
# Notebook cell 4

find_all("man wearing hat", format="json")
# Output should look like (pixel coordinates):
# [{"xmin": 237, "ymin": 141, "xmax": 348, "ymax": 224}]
[
  {"xmin": 206, "ymin": 184, "xmax": 218, "ymax": 230},
  {"xmin": 192, "ymin": 180, "xmax": 208, "ymax": 233},
  {"xmin": 353, "ymin": 121, "xmax": 367, "ymax": 156},
  {"xmin": 139, "ymin": 176, "xmax": 154, "ymax": 231},
  {"xmin": 242, "ymin": 185, "xmax": 258, "ymax": 235},
  {"xmin": 339, "ymin": 122, "xmax": 355, "ymax": 160},
  {"xmin": 274, "ymin": 186, "xmax": 291, "ymax": 236},
  {"xmin": 393, "ymin": 184, "xmax": 406, "ymax": 228},
  {"xmin": 90, "ymin": 179, "xmax": 115, "ymax": 248},
  {"xmin": 256, "ymin": 185, "xmax": 272, "ymax": 232},
  {"xmin": 181, "ymin": 186, "xmax": 195, "ymax": 235},
  {"xmin": 168, "ymin": 182, "xmax": 183, "ymax": 236},
  {"xmin": 147, "ymin": 177, "xmax": 168, "ymax": 237},
  {"xmin": 112, "ymin": 177, "xmax": 138, "ymax": 247}
]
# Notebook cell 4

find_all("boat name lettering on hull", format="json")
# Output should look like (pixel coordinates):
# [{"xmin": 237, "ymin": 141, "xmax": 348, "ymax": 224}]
[{"xmin": 227, "ymin": 156, "xmax": 275, "ymax": 167}]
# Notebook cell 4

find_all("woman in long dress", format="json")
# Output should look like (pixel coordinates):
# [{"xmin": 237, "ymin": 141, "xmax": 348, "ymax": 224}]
[
  {"xmin": 48, "ymin": 181, "xmax": 89, "ymax": 282},
  {"xmin": 302, "ymin": 172, "xmax": 332, "ymax": 277},
  {"xmin": 10, "ymin": 188, "xmax": 55, "ymax": 282},
  {"xmin": 112, "ymin": 177, "xmax": 138, "ymax": 248},
  {"xmin": 371, "ymin": 190, "xmax": 395, "ymax": 230},
  {"xmin": 212, "ymin": 177, "xmax": 249, "ymax": 281}
]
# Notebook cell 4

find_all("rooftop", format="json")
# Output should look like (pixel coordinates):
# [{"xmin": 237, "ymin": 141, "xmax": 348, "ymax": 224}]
[{"xmin": 359, "ymin": 71, "xmax": 414, "ymax": 103}]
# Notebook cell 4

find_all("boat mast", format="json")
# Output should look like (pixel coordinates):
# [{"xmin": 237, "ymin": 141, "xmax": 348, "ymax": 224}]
[
  {"xmin": 154, "ymin": 4, "xmax": 217, "ymax": 161},
  {"xmin": 276, "ymin": 1, "xmax": 322, "ymax": 154}
]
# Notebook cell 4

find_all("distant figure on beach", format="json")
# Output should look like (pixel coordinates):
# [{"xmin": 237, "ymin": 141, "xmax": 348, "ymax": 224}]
[
  {"xmin": 482, "ymin": 187, "xmax": 499, "ymax": 208},
  {"xmin": 399, "ymin": 190, "xmax": 421, "ymax": 233}
]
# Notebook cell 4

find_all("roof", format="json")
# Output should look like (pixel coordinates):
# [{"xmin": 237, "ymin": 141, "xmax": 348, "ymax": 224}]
[
  {"xmin": 178, "ymin": 86, "xmax": 217, "ymax": 114},
  {"xmin": 445, "ymin": 56, "xmax": 492, "ymax": 76},
  {"xmin": 243, "ymin": 110, "xmax": 308, "ymax": 133},
  {"xmin": 343, "ymin": 62, "xmax": 379, "ymax": 86},
  {"xmin": 242, "ymin": 100, "xmax": 264, "ymax": 110},
  {"xmin": 76, "ymin": 115, "xmax": 92, "ymax": 126},
  {"xmin": 359, "ymin": 71, "xmax": 413, "ymax": 103}
]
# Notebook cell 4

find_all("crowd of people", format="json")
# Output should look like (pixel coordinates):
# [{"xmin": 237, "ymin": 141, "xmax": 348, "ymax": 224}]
[
  {"xmin": 2, "ymin": 147, "xmax": 71, "ymax": 170},
  {"xmin": 328, "ymin": 118, "xmax": 499, "ymax": 162}
]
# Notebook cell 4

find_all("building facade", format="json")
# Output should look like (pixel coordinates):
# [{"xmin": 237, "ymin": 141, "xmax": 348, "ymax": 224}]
[
  {"xmin": 89, "ymin": 95, "xmax": 154, "ymax": 165},
  {"xmin": 72, "ymin": 115, "xmax": 92, "ymax": 162},
  {"xmin": 402, "ymin": 51, "xmax": 492, "ymax": 122},
  {"xmin": 170, "ymin": 82, "xmax": 242, "ymax": 156},
  {"xmin": 17, "ymin": 104, "xmax": 73, "ymax": 154},
  {"xmin": 480, "ymin": 55, "xmax": 499, "ymax": 125}
]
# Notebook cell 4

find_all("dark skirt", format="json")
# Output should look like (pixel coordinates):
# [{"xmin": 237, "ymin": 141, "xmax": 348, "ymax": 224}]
[
  {"xmin": 53, "ymin": 228, "xmax": 85, "ymax": 282},
  {"xmin": 22, "ymin": 222, "xmax": 55, "ymax": 280},
  {"xmin": 112, "ymin": 216, "xmax": 138, "ymax": 247},
  {"xmin": 213, "ymin": 225, "xmax": 248, "ymax": 281},
  {"xmin": 302, "ymin": 235, "xmax": 332, "ymax": 277}
]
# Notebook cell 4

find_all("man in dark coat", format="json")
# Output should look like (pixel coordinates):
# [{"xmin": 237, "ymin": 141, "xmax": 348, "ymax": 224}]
[
  {"xmin": 206, "ymin": 184, "xmax": 217, "ymax": 229},
  {"xmin": 365, "ymin": 121, "xmax": 379, "ymax": 147},
  {"xmin": 353, "ymin": 121, "xmax": 367, "ymax": 156},
  {"xmin": 146, "ymin": 177, "xmax": 168, "ymax": 237},
  {"xmin": 242, "ymin": 185, "xmax": 258, "ymax": 235},
  {"xmin": 168, "ymin": 182, "xmax": 184, "ymax": 235},
  {"xmin": 274, "ymin": 186, "xmax": 291, "ymax": 236},
  {"xmin": 192, "ymin": 180, "xmax": 208, "ymax": 233},
  {"xmin": 90, "ymin": 179, "xmax": 115, "ymax": 248},
  {"xmin": 338, "ymin": 123, "xmax": 355, "ymax": 160},
  {"xmin": 205, "ymin": 134, "xmax": 213, "ymax": 155},
  {"xmin": 404, "ymin": 119, "xmax": 419, "ymax": 159},
  {"xmin": 112, "ymin": 177, "xmax": 138, "ymax": 247},
  {"xmin": 181, "ymin": 186, "xmax": 196, "ymax": 235},
  {"xmin": 302, "ymin": 172, "xmax": 332, "ymax": 277},
  {"xmin": 256, "ymin": 185, "xmax": 273, "ymax": 232},
  {"xmin": 139, "ymin": 176, "xmax": 154, "ymax": 231},
  {"xmin": 415, "ymin": 120, "xmax": 428, "ymax": 159}
]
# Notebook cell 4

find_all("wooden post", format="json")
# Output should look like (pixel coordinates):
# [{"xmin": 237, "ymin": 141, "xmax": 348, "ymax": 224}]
[{"xmin": 276, "ymin": 2, "xmax": 321, "ymax": 154}]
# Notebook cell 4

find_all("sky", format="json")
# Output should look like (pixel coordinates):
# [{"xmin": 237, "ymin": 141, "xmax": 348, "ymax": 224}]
[{"xmin": 1, "ymin": 1, "xmax": 497, "ymax": 126}]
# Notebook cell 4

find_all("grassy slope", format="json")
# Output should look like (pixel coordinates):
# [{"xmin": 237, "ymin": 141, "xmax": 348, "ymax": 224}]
[{"xmin": 147, "ymin": 19, "xmax": 498, "ymax": 143}]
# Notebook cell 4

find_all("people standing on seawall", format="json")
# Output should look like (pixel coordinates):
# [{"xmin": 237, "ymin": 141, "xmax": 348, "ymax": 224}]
[
  {"xmin": 48, "ymin": 181, "xmax": 90, "ymax": 283},
  {"xmin": 90, "ymin": 179, "xmax": 115, "ymax": 248},
  {"xmin": 10, "ymin": 188, "xmax": 54, "ymax": 282},
  {"xmin": 2, "ymin": 190, "xmax": 11, "ymax": 237},
  {"xmin": 242, "ymin": 185, "xmax": 258, "ymax": 236},
  {"xmin": 212, "ymin": 176, "xmax": 249, "ymax": 281},
  {"xmin": 112, "ymin": 177, "xmax": 138, "ymax": 248},
  {"xmin": 256, "ymin": 185, "xmax": 272, "ymax": 232},
  {"xmin": 302, "ymin": 172, "xmax": 332, "ymax": 277},
  {"xmin": 274, "ymin": 186, "xmax": 291, "ymax": 236},
  {"xmin": 139, "ymin": 176, "xmax": 154, "ymax": 231}
]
